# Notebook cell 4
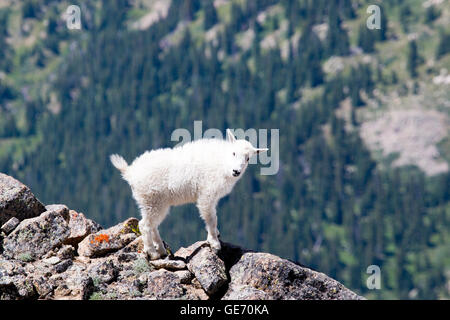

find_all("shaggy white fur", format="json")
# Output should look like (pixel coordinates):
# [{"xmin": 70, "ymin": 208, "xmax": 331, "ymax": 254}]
[{"xmin": 110, "ymin": 129, "xmax": 268, "ymax": 260}]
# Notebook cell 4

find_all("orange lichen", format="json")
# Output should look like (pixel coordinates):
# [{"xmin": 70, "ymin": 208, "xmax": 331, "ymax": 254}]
[{"xmin": 90, "ymin": 234, "xmax": 110, "ymax": 245}]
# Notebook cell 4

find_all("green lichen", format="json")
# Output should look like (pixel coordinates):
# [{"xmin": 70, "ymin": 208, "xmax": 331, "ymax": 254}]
[{"xmin": 133, "ymin": 258, "xmax": 152, "ymax": 275}]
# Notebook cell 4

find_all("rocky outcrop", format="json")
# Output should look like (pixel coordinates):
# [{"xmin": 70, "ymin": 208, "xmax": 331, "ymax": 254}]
[
  {"xmin": 0, "ymin": 174, "xmax": 364, "ymax": 300},
  {"xmin": 223, "ymin": 252, "xmax": 361, "ymax": 300}
]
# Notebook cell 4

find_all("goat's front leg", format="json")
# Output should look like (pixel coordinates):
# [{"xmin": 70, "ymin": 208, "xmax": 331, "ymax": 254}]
[{"xmin": 196, "ymin": 198, "xmax": 221, "ymax": 252}]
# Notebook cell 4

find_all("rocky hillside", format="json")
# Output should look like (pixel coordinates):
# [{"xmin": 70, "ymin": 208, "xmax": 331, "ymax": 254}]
[{"xmin": 0, "ymin": 173, "xmax": 362, "ymax": 300}]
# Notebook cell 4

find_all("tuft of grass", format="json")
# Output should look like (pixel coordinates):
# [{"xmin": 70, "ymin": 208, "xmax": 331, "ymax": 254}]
[
  {"xmin": 89, "ymin": 291, "xmax": 104, "ymax": 300},
  {"xmin": 17, "ymin": 252, "xmax": 34, "ymax": 262}
]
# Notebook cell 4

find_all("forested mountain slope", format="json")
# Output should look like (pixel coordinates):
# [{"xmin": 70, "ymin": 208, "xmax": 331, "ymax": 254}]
[{"xmin": 0, "ymin": 0, "xmax": 449, "ymax": 299}]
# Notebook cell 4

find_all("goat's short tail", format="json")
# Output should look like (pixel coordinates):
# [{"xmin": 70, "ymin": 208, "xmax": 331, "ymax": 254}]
[{"xmin": 110, "ymin": 154, "xmax": 128, "ymax": 173}]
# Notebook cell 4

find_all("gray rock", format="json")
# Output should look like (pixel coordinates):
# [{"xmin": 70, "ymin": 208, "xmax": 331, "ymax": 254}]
[
  {"xmin": 88, "ymin": 259, "xmax": 119, "ymax": 284},
  {"xmin": 64, "ymin": 210, "xmax": 102, "ymax": 246},
  {"xmin": 187, "ymin": 246, "xmax": 227, "ymax": 296},
  {"xmin": 14, "ymin": 277, "xmax": 37, "ymax": 299},
  {"xmin": 1, "ymin": 217, "xmax": 20, "ymax": 234},
  {"xmin": 150, "ymin": 258, "xmax": 186, "ymax": 271},
  {"xmin": 144, "ymin": 269, "xmax": 186, "ymax": 299},
  {"xmin": 0, "ymin": 268, "xmax": 13, "ymax": 286},
  {"xmin": 0, "ymin": 259, "xmax": 21, "ymax": 276},
  {"xmin": 225, "ymin": 252, "xmax": 364, "ymax": 300},
  {"xmin": 222, "ymin": 284, "xmax": 269, "ymax": 300},
  {"xmin": 174, "ymin": 241, "xmax": 208, "ymax": 260},
  {"xmin": 0, "ymin": 173, "xmax": 46, "ymax": 225},
  {"xmin": 174, "ymin": 270, "xmax": 193, "ymax": 284},
  {"xmin": 53, "ymin": 276, "xmax": 94, "ymax": 300},
  {"xmin": 32, "ymin": 276, "xmax": 55, "ymax": 299},
  {"xmin": 2, "ymin": 209, "xmax": 71, "ymax": 261},
  {"xmin": 45, "ymin": 204, "xmax": 70, "ymax": 221},
  {"xmin": 0, "ymin": 262, "xmax": 38, "ymax": 300},
  {"xmin": 43, "ymin": 256, "xmax": 61, "ymax": 265},
  {"xmin": 57, "ymin": 245, "xmax": 75, "ymax": 260},
  {"xmin": 55, "ymin": 259, "xmax": 73, "ymax": 273}
]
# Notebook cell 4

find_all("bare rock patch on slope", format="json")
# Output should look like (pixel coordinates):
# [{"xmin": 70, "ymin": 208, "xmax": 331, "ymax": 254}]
[{"xmin": 360, "ymin": 109, "xmax": 448, "ymax": 176}]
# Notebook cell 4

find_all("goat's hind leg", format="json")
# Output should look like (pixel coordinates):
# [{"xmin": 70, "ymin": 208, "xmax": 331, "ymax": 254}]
[
  {"xmin": 151, "ymin": 227, "xmax": 167, "ymax": 257},
  {"xmin": 139, "ymin": 216, "xmax": 160, "ymax": 260},
  {"xmin": 150, "ymin": 206, "xmax": 170, "ymax": 257},
  {"xmin": 140, "ymin": 204, "xmax": 170, "ymax": 260}
]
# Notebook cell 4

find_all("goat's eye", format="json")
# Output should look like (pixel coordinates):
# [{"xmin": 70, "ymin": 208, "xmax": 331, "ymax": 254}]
[
  {"xmin": 246, "ymin": 156, "xmax": 249, "ymax": 162},
  {"xmin": 233, "ymin": 152, "xmax": 236, "ymax": 156}
]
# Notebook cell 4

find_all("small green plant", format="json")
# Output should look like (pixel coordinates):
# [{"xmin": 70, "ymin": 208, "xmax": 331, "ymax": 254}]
[
  {"xmin": 89, "ymin": 291, "xmax": 104, "ymax": 300},
  {"xmin": 17, "ymin": 252, "xmax": 33, "ymax": 262},
  {"xmin": 130, "ymin": 223, "xmax": 141, "ymax": 236},
  {"xmin": 121, "ymin": 222, "xmax": 141, "ymax": 236}
]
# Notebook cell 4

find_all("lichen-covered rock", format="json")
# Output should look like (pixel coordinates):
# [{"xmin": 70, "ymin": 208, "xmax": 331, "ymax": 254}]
[
  {"xmin": 187, "ymin": 245, "xmax": 227, "ymax": 296},
  {"xmin": 1, "ymin": 217, "xmax": 20, "ymax": 235},
  {"xmin": 0, "ymin": 173, "xmax": 46, "ymax": 225},
  {"xmin": 77, "ymin": 218, "xmax": 139, "ymax": 257},
  {"xmin": 174, "ymin": 270, "xmax": 193, "ymax": 284},
  {"xmin": 44, "ymin": 204, "xmax": 69, "ymax": 220},
  {"xmin": 140, "ymin": 268, "xmax": 208, "ymax": 300},
  {"xmin": 49, "ymin": 262, "xmax": 93, "ymax": 300},
  {"xmin": 144, "ymin": 269, "xmax": 186, "ymax": 299},
  {"xmin": 222, "ymin": 284, "xmax": 269, "ymax": 300},
  {"xmin": 174, "ymin": 241, "xmax": 208, "ymax": 260},
  {"xmin": 32, "ymin": 276, "xmax": 55, "ymax": 299},
  {"xmin": 43, "ymin": 256, "xmax": 61, "ymax": 265},
  {"xmin": 225, "ymin": 252, "xmax": 364, "ymax": 300},
  {"xmin": 57, "ymin": 245, "xmax": 76, "ymax": 260},
  {"xmin": 150, "ymin": 258, "xmax": 186, "ymax": 270},
  {"xmin": 88, "ymin": 259, "xmax": 119, "ymax": 284},
  {"xmin": 2, "ymin": 209, "xmax": 71, "ymax": 261},
  {"xmin": 0, "ymin": 258, "xmax": 41, "ymax": 300},
  {"xmin": 53, "ymin": 276, "xmax": 94, "ymax": 300},
  {"xmin": 64, "ymin": 210, "xmax": 102, "ymax": 245}
]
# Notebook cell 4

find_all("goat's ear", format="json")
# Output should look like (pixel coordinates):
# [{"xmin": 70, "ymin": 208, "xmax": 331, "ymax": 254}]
[
  {"xmin": 255, "ymin": 148, "xmax": 269, "ymax": 154},
  {"xmin": 226, "ymin": 129, "xmax": 237, "ymax": 143}
]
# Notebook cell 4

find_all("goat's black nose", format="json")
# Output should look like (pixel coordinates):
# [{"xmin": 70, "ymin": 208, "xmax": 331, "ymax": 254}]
[{"xmin": 233, "ymin": 170, "xmax": 241, "ymax": 177}]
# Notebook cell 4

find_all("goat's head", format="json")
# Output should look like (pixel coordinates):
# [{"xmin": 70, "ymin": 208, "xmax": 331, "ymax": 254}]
[{"xmin": 225, "ymin": 129, "xmax": 268, "ymax": 178}]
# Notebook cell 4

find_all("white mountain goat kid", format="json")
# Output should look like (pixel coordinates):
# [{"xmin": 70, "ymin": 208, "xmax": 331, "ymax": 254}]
[{"xmin": 110, "ymin": 129, "xmax": 268, "ymax": 260}]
